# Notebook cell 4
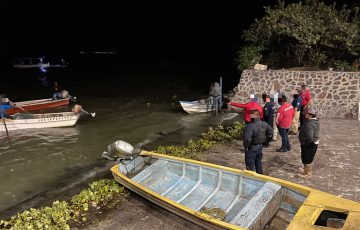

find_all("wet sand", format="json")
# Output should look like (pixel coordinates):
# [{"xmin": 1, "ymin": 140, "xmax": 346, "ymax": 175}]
[{"xmin": 87, "ymin": 118, "xmax": 360, "ymax": 230}]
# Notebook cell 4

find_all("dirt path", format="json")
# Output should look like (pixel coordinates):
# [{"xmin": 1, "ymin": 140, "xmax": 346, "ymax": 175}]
[{"xmin": 87, "ymin": 118, "xmax": 360, "ymax": 229}]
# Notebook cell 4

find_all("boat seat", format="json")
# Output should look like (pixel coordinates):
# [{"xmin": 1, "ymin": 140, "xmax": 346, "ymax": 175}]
[
  {"xmin": 131, "ymin": 159, "xmax": 168, "ymax": 183},
  {"xmin": 229, "ymin": 182, "xmax": 282, "ymax": 230}
]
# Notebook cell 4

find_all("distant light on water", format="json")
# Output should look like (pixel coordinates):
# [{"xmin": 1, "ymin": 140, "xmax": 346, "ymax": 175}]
[{"xmin": 40, "ymin": 67, "xmax": 48, "ymax": 73}]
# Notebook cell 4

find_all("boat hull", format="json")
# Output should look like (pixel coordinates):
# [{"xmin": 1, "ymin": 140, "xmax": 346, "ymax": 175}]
[
  {"xmin": 0, "ymin": 112, "xmax": 79, "ymax": 131},
  {"xmin": 111, "ymin": 152, "xmax": 360, "ymax": 230},
  {"xmin": 179, "ymin": 98, "xmax": 215, "ymax": 114},
  {"xmin": 6, "ymin": 98, "xmax": 70, "ymax": 115}
]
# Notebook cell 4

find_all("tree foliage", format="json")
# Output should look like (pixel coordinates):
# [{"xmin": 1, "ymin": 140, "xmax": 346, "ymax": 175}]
[{"xmin": 236, "ymin": 0, "xmax": 360, "ymax": 71}]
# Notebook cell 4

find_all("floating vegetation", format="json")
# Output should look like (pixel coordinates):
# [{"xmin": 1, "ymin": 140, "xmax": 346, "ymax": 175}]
[
  {"xmin": 155, "ymin": 121, "xmax": 245, "ymax": 158},
  {"xmin": 0, "ymin": 179, "xmax": 128, "ymax": 229}
]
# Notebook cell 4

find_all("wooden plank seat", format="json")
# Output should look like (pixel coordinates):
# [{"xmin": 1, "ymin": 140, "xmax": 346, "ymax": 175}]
[{"xmin": 229, "ymin": 182, "xmax": 282, "ymax": 230}]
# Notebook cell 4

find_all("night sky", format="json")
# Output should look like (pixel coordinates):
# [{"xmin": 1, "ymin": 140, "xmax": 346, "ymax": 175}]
[
  {"xmin": 0, "ymin": 0, "xmax": 359, "ymax": 57},
  {"xmin": 0, "ymin": 1, "xmax": 278, "ymax": 56}
]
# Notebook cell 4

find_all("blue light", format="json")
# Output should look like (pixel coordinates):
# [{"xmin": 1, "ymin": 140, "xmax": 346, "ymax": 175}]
[{"xmin": 40, "ymin": 67, "xmax": 48, "ymax": 73}]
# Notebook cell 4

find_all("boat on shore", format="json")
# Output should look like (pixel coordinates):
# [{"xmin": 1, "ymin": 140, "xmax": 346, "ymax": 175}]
[
  {"xmin": 179, "ymin": 97, "xmax": 215, "ymax": 114},
  {"xmin": 110, "ymin": 147, "xmax": 360, "ymax": 230},
  {"xmin": 0, "ymin": 112, "xmax": 80, "ymax": 132}
]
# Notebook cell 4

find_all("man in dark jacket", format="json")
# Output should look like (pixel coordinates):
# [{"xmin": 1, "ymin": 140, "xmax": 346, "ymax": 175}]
[
  {"xmin": 262, "ymin": 93, "xmax": 274, "ymax": 147},
  {"xmin": 298, "ymin": 107, "xmax": 320, "ymax": 178},
  {"xmin": 243, "ymin": 110, "xmax": 273, "ymax": 174}
]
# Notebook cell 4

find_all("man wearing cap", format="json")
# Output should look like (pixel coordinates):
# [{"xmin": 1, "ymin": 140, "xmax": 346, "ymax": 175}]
[
  {"xmin": 228, "ymin": 94, "xmax": 263, "ymax": 125},
  {"xmin": 242, "ymin": 110, "xmax": 273, "ymax": 174},
  {"xmin": 276, "ymin": 94, "xmax": 295, "ymax": 152},
  {"xmin": 298, "ymin": 107, "xmax": 320, "ymax": 178}
]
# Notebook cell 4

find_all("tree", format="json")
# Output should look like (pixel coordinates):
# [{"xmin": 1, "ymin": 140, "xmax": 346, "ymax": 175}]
[{"xmin": 236, "ymin": 0, "xmax": 360, "ymax": 71}]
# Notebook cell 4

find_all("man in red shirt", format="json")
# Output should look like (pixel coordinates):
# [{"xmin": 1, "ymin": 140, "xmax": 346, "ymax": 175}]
[
  {"xmin": 228, "ymin": 94, "xmax": 263, "ymax": 124},
  {"xmin": 276, "ymin": 94, "xmax": 295, "ymax": 152},
  {"xmin": 299, "ymin": 84, "xmax": 312, "ymax": 128}
]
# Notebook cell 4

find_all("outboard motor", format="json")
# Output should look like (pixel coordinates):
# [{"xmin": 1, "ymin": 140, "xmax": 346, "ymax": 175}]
[
  {"xmin": 61, "ymin": 90, "xmax": 77, "ymax": 102},
  {"xmin": 102, "ymin": 140, "xmax": 141, "ymax": 161},
  {"xmin": 61, "ymin": 90, "xmax": 69, "ymax": 99},
  {"xmin": 72, "ymin": 104, "xmax": 83, "ymax": 114}
]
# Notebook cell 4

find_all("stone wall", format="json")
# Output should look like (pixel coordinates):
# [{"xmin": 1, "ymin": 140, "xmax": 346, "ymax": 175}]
[{"xmin": 230, "ymin": 70, "xmax": 360, "ymax": 119}]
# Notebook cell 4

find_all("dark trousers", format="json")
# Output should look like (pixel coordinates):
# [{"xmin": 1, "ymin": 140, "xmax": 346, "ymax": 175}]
[
  {"xmin": 301, "ymin": 143, "xmax": 318, "ymax": 164},
  {"xmin": 278, "ymin": 127, "xmax": 291, "ymax": 150},
  {"xmin": 299, "ymin": 106, "xmax": 305, "ymax": 128},
  {"xmin": 245, "ymin": 145, "xmax": 263, "ymax": 174}
]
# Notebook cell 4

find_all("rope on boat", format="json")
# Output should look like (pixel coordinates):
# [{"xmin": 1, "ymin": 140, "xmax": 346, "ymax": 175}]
[{"xmin": 200, "ymin": 207, "xmax": 226, "ymax": 220}]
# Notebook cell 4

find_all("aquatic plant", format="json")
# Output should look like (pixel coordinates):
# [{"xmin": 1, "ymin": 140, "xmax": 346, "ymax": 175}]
[
  {"xmin": 0, "ymin": 179, "xmax": 128, "ymax": 229},
  {"xmin": 0, "ymin": 201, "xmax": 71, "ymax": 230},
  {"xmin": 155, "ymin": 121, "xmax": 245, "ymax": 158}
]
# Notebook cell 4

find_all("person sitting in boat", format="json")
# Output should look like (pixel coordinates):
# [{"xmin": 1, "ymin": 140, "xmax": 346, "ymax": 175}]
[
  {"xmin": 0, "ymin": 94, "xmax": 14, "ymax": 118},
  {"xmin": 52, "ymin": 81, "xmax": 62, "ymax": 100},
  {"xmin": 209, "ymin": 82, "xmax": 222, "ymax": 115}
]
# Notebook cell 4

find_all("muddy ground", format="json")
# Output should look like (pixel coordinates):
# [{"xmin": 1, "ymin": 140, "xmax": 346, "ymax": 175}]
[{"xmin": 86, "ymin": 118, "xmax": 360, "ymax": 230}]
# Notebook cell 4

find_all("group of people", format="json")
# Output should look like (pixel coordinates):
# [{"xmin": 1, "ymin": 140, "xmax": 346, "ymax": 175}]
[{"xmin": 228, "ymin": 84, "xmax": 320, "ymax": 178}]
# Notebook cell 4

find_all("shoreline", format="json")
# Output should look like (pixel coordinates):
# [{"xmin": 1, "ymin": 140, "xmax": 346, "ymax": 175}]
[{"xmin": 0, "ymin": 112, "xmax": 241, "ymax": 221}]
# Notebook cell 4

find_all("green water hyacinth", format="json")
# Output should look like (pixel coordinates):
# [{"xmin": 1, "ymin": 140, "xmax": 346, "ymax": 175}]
[
  {"xmin": 0, "ymin": 179, "xmax": 127, "ymax": 229},
  {"xmin": 156, "ymin": 121, "xmax": 245, "ymax": 158}
]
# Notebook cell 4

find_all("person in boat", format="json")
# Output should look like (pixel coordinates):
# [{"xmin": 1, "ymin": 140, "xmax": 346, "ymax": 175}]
[
  {"xmin": 298, "ymin": 106, "xmax": 320, "ymax": 178},
  {"xmin": 52, "ymin": 81, "xmax": 62, "ymax": 100},
  {"xmin": 242, "ymin": 110, "xmax": 273, "ymax": 174},
  {"xmin": 0, "ymin": 94, "xmax": 14, "ymax": 118},
  {"xmin": 228, "ymin": 94, "xmax": 263, "ymax": 125},
  {"xmin": 261, "ymin": 93, "xmax": 274, "ymax": 147},
  {"xmin": 209, "ymin": 82, "xmax": 222, "ymax": 115}
]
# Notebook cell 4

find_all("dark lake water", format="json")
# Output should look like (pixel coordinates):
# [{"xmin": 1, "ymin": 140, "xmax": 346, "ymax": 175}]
[{"xmin": 0, "ymin": 54, "xmax": 241, "ymax": 213}]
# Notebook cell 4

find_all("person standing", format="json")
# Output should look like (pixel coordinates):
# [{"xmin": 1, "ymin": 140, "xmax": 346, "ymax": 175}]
[
  {"xmin": 261, "ymin": 93, "xmax": 274, "ymax": 147},
  {"xmin": 271, "ymin": 92, "xmax": 280, "ymax": 141},
  {"xmin": 290, "ymin": 89, "xmax": 302, "ymax": 134},
  {"xmin": 298, "ymin": 107, "xmax": 320, "ymax": 178},
  {"xmin": 299, "ymin": 84, "xmax": 311, "ymax": 128},
  {"xmin": 242, "ymin": 110, "xmax": 273, "ymax": 174},
  {"xmin": 276, "ymin": 94, "xmax": 294, "ymax": 152},
  {"xmin": 209, "ymin": 82, "xmax": 222, "ymax": 115},
  {"xmin": 229, "ymin": 94, "xmax": 263, "ymax": 125}
]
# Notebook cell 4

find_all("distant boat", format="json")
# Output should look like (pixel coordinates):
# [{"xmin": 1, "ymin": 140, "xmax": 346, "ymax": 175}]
[
  {"xmin": 111, "ymin": 150, "xmax": 360, "ymax": 230},
  {"xmin": 5, "ymin": 97, "xmax": 71, "ymax": 116},
  {"xmin": 0, "ymin": 112, "xmax": 80, "ymax": 131},
  {"xmin": 179, "ymin": 97, "xmax": 215, "ymax": 114},
  {"xmin": 12, "ymin": 57, "xmax": 68, "ymax": 69}
]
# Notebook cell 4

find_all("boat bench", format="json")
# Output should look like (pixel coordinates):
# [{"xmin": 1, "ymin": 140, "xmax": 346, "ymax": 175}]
[
  {"xmin": 132, "ymin": 159, "xmax": 168, "ymax": 183},
  {"xmin": 229, "ymin": 182, "xmax": 282, "ymax": 230}
]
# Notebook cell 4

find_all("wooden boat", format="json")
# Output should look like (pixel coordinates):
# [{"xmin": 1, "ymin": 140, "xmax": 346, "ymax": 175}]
[
  {"xmin": 111, "ymin": 151, "xmax": 360, "ymax": 230},
  {"xmin": 179, "ymin": 97, "xmax": 215, "ymax": 114},
  {"xmin": 5, "ymin": 98, "xmax": 70, "ymax": 115},
  {"xmin": 0, "ymin": 112, "xmax": 80, "ymax": 132}
]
